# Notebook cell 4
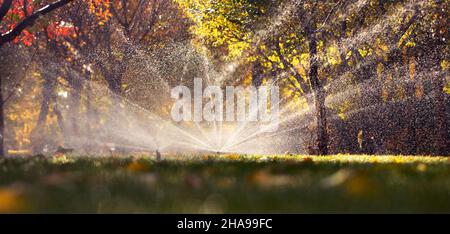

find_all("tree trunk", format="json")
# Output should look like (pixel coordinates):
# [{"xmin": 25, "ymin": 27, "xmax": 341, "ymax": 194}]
[
  {"xmin": 84, "ymin": 70, "xmax": 95, "ymax": 152},
  {"xmin": 51, "ymin": 91, "xmax": 66, "ymax": 142},
  {"xmin": 308, "ymin": 31, "xmax": 328, "ymax": 155},
  {"xmin": 0, "ymin": 76, "xmax": 5, "ymax": 157},
  {"xmin": 252, "ymin": 61, "xmax": 264, "ymax": 87},
  {"xmin": 432, "ymin": 74, "xmax": 449, "ymax": 155},
  {"xmin": 31, "ymin": 73, "xmax": 54, "ymax": 154},
  {"xmin": 405, "ymin": 54, "xmax": 417, "ymax": 154},
  {"xmin": 36, "ymin": 77, "xmax": 54, "ymax": 127},
  {"xmin": 67, "ymin": 74, "xmax": 82, "ymax": 140}
]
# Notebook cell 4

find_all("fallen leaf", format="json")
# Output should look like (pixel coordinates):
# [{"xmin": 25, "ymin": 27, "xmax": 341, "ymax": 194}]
[{"xmin": 0, "ymin": 188, "xmax": 26, "ymax": 213}]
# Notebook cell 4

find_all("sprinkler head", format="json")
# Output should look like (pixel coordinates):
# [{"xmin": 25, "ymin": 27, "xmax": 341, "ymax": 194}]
[{"xmin": 156, "ymin": 149, "xmax": 161, "ymax": 161}]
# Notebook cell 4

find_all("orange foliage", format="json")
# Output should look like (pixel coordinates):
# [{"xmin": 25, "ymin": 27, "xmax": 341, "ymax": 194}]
[
  {"xmin": 87, "ymin": 0, "xmax": 112, "ymax": 25},
  {"xmin": 46, "ymin": 21, "xmax": 77, "ymax": 40}
]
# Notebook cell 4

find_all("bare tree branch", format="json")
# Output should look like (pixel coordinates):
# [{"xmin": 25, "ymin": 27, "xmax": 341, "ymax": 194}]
[
  {"xmin": 0, "ymin": 0, "xmax": 74, "ymax": 47},
  {"xmin": 0, "ymin": 0, "xmax": 12, "ymax": 23}
]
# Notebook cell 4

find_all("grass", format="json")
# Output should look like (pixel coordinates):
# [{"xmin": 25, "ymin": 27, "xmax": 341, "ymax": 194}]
[{"xmin": 0, "ymin": 154, "xmax": 449, "ymax": 213}]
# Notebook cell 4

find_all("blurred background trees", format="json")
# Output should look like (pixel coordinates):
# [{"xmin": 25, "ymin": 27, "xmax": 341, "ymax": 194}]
[
  {"xmin": 176, "ymin": 0, "xmax": 449, "ymax": 155},
  {"xmin": 0, "ymin": 0, "xmax": 448, "ymax": 156}
]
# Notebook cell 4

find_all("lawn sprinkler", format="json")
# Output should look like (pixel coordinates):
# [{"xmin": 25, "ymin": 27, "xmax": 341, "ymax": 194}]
[{"xmin": 156, "ymin": 149, "xmax": 161, "ymax": 161}]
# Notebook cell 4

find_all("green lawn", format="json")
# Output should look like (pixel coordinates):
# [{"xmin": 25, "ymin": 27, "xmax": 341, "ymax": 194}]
[{"xmin": 0, "ymin": 154, "xmax": 449, "ymax": 213}]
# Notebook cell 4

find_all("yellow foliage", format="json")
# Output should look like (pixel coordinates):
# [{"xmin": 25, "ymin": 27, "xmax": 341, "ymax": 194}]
[
  {"xmin": 441, "ymin": 60, "xmax": 450, "ymax": 70},
  {"xmin": 225, "ymin": 154, "xmax": 241, "ymax": 160},
  {"xmin": 51, "ymin": 155, "xmax": 75, "ymax": 164},
  {"xmin": 177, "ymin": 0, "xmax": 253, "ymax": 60},
  {"xmin": 444, "ymin": 82, "xmax": 450, "ymax": 95},
  {"xmin": 357, "ymin": 47, "xmax": 373, "ymax": 57},
  {"xmin": 376, "ymin": 63, "xmax": 384, "ymax": 80},
  {"xmin": 337, "ymin": 100, "xmax": 351, "ymax": 120},
  {"xmin": 326, "ymin": 45, "xmax": 341, "ymax": 66},
  {"xmin": 397, "ymin": 22, "xmax": 417, "ymax": 48}
]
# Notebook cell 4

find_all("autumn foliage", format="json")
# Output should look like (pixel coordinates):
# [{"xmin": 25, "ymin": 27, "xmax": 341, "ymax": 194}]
[
  {"xmin": 86, "ymin": 0, "xmax": 111, "ymax": 25},
  {"xmin": 0, "ymin": 0, "xmax": 115, "ymax": 47},
  {"xmin": 0, "ymin": 0, "xmax": 36, "ymax": 45}
]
